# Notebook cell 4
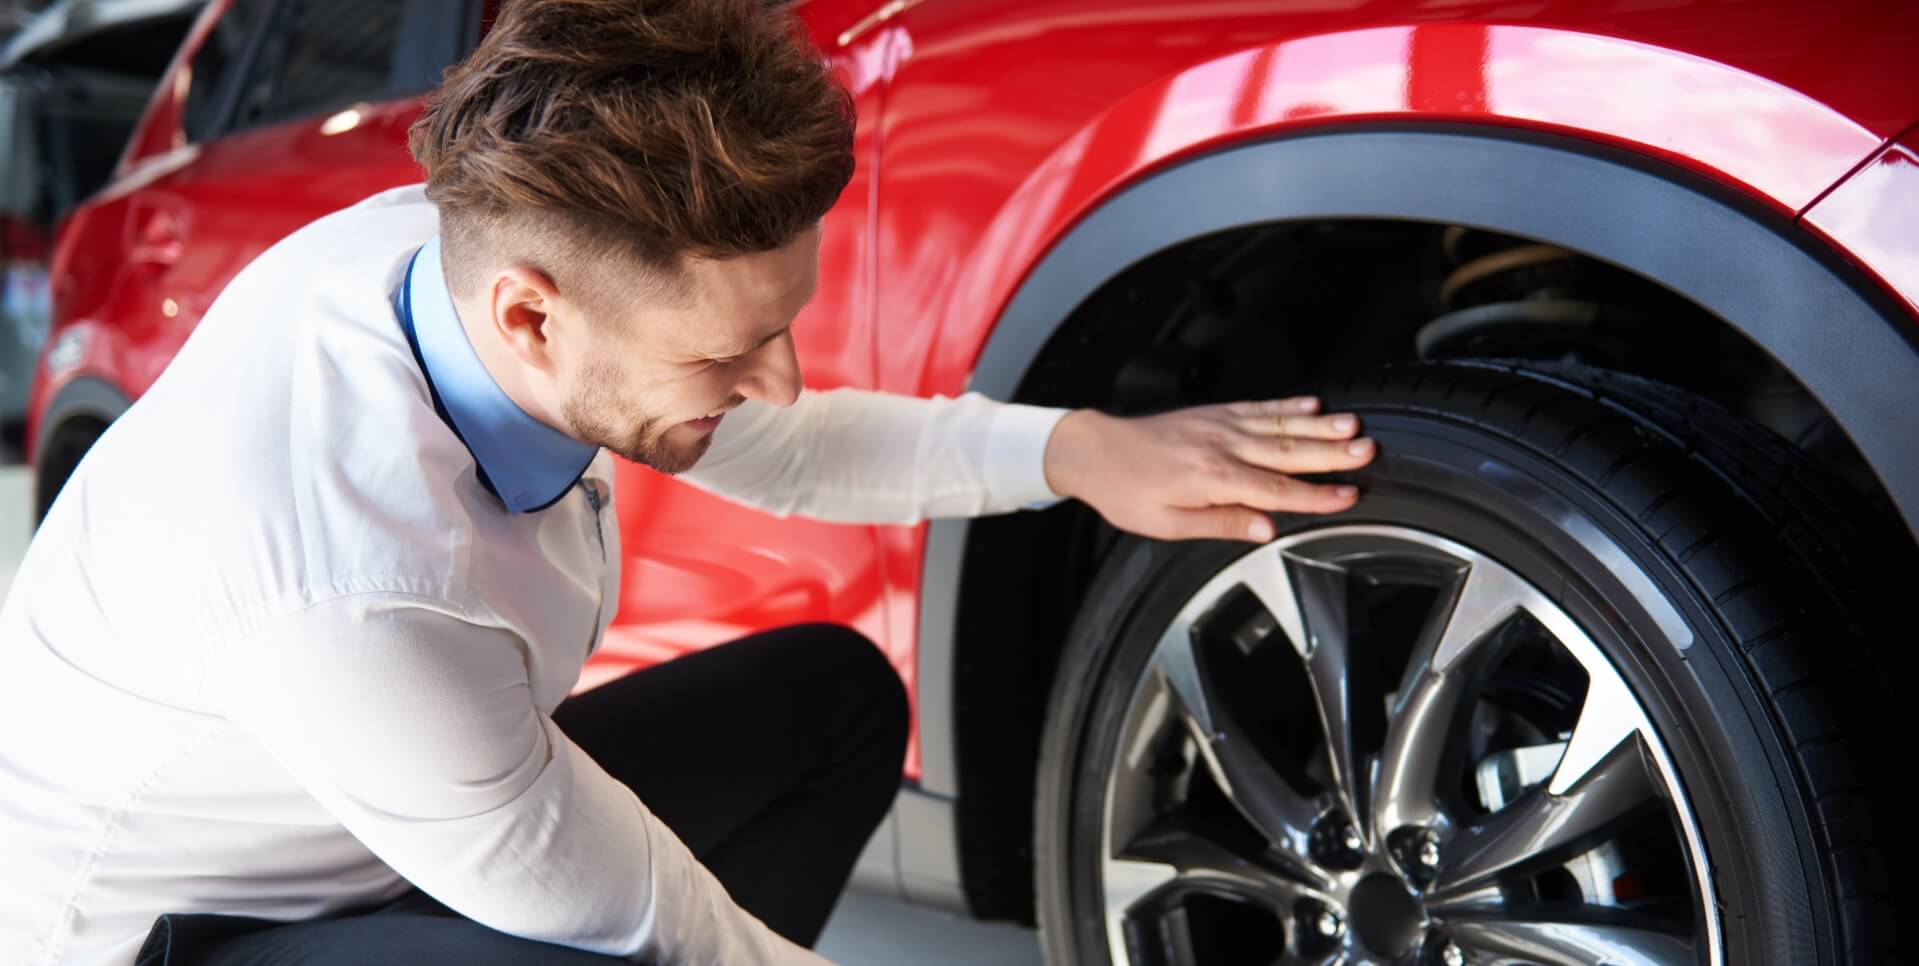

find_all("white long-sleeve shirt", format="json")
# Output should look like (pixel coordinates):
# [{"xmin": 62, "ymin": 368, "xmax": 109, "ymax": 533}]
[{"xmin": 0, "ymin": 186, "xmax": 1067, "ymax": 966}]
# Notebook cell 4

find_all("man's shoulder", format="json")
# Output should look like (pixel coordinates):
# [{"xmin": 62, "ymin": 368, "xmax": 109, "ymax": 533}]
[
  {"xmin": 289, "ymin": 184, "xmax": 438, "ymax": 247},
  {"xmin": 234, "ymin": 184, "xmax": 439, "ymax": 301},
  {"xmin": 52, "ymin": 184, "xmax": 478, "ymax": 625}
]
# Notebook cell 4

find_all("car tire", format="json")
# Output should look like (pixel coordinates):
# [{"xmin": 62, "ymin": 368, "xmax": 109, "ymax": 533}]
[{"xmin": 1034, "ymin": 361, "xmax": 1908, "ymax": 965}]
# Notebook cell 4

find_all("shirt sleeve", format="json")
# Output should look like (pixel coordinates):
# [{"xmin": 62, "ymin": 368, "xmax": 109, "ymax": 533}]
[
  {"xmin": 213, "ymin": 593, "xmax": 826, "ymax": 966},
  {"xmin": 680, "ymin": 387, "xmax": 1071, "ymax": 523}
]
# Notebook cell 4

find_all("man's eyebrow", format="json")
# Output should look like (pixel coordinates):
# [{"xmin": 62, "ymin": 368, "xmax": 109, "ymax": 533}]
[{"xmin": 715, "ymin": 325, "xmax": 790, "ymax": 359}]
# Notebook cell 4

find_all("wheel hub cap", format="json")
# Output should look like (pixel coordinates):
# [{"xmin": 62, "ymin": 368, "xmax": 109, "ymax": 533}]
[{"xmin": 1348, "ymin": 874, "xmax": 1423, "ymax": 958}]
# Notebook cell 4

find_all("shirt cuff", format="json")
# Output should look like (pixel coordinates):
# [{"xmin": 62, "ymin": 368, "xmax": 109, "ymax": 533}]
[{"xmin": 983, "ymin": 402, "xmax": 1072, "ymax": 511}]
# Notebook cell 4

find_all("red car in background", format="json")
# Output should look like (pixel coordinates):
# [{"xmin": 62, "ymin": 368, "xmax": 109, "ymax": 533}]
[{"xmin": 27, "ymin": 0, "xmax": 1919, "ymax": 963}]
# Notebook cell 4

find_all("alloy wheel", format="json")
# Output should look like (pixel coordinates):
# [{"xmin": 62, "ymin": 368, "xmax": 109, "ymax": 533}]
[{"xmin": 1097, "ymin": 524, "xmax": 1718, "ymax": 966}]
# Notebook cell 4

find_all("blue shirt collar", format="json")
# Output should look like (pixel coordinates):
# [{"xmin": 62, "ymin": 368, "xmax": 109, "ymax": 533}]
[{"xmin": 397, "ymin": 236, "xmax": 598, "ymax": 513}]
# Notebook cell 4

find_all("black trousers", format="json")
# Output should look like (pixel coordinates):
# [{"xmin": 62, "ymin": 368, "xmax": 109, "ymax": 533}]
[{"xmin": 137, "ymin": 623, "xmax": 909, "ymax": 965}]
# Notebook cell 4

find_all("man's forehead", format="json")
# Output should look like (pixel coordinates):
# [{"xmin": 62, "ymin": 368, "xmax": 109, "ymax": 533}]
[{"xmin": 672, "ymin": 231, "xmax": 820, "ymax": 352}]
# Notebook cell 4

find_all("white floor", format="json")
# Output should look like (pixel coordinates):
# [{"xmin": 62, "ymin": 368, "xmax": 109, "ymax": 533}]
[
  {"xmin": 0, "ymin": 465, "xmax": 1044, "ymax": 964},
  {"xmin": 817, "ymin": 890, "xmax": 1045, "ymax": 965}
]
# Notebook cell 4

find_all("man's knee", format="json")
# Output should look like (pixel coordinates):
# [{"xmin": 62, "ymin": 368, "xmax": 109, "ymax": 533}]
[{"xmin": 788, "ymin": 623, "xmax": 909, "ymax": 760}]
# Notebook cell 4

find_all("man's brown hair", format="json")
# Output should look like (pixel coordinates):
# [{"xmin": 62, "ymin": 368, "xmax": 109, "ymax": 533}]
[{"xmin": 409, "ymin": 0, "xmax": 855, "ymax": 300}]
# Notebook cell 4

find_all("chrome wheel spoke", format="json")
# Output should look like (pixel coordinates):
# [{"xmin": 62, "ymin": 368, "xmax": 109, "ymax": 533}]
[
  {"xmin": 1244, "ymin": 548, "xmax": 1375, "ymax": 838},
  {"xmin": 1371, "ymin": 667, "xmax": 1466, "ymax": 837},
  {"xmin": 1295, "ymin": 558, "xmax": 1375, "ymax": 839},
  {"xmin": 1237, "ymin": 546, "xmax": 1309, "ymax": 657},
  {"xmin": 1117, "ymin": 821, "xmax": 1323, "ymax": 912},
  {"xmin": 1546, "ymin": 652, "xmax": 1643, "ymax": 797},
  {"xmin": 1434, "ymin": 737, "xmax": 1655, "ymax": 897},
  {"xmin": 1152, "ymin": 619, "xmax": 1322, "ymax": 851},
  {"xmin": 1446, "ymin": 913, "xmax": 1696, "ymax": 966},
  {"xmin": 1107, "ymin": 829, "xmax": 1310, "ymax": 966},
  {"xmin": 1105, "ymin": 857, "xmax": 1180, "ymax": 920},
  {"xmin": 1375, "ymin": 561, "xmax": 1526, "ymax": 835},
  {"xmin": 1102, "ymin": 855, "xmax": 1181, "ymax": 965}
]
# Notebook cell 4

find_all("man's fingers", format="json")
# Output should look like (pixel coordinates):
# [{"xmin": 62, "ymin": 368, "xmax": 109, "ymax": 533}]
[
  {"xmin": 1230, "ymin": 406, "xmax": 1363, "ymax": 441},
  {"xmin": 1236, "ymin": 435, "xmax": 1377, "ymax": 474},
  {"xmin": 1160, "ymin": 506, "xmax": 1276, "ymax": 543},
  {"xmin": 1151, "ymin": 475, "xmax": 1360, "ymax": 541},
  {"xmin": 1211, "ymin": 464, "xmax": 1362, "ymax": 514},
  {"xmin": 1226, "ymin": 396, "xmax": 1321, "ymax": 419}
]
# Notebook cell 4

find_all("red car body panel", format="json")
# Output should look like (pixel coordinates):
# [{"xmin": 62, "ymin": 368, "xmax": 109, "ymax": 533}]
[
  {"xmin": 1804, "ymin": 124, "xmax": 1919, "ymax": 319},
  {"xmin": 28, "ymin": 0, "xmax": 1919, "ymax": 783}
]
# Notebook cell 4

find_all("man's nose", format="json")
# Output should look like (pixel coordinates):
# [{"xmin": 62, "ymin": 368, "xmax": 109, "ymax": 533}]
[{"xmin": 736, "ymin": 333, "xmax": 802, "ymax": 408}]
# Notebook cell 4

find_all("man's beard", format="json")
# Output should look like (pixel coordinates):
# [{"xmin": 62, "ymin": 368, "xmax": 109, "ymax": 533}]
[{"xmin": 561, "ymin": 362, "xmax": 711, "ymax": 474}]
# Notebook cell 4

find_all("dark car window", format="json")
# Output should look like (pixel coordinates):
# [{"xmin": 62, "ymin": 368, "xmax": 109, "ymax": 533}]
[
  {"xmin": 6, "ymin": 2, "xmax": 197, "ymax": 228},
  {"xmin": 181, "ymin": 0, "xmax": 271, "ymax": 143},
  {"xmin": 229, "ymin": 0, "xmax": 480, "ymax": 132},
  {"xmin": 31, "ymin": 17, "xmax": 197, "ymax": 78},
  {"xmin": 11, "ymin": 71, "xmax": 154, "ymax": 225}
]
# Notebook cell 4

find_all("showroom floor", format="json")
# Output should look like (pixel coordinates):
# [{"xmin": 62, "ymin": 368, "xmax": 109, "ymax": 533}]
[{"xmin": 0, "ymin": 466, "xmax": 1044, "ymax": 965}]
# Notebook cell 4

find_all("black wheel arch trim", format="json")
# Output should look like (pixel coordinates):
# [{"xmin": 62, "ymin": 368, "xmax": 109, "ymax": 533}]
[
  {"xmin": 33, "ymin": 374, "xmax": 130, "ymax": 491},
  {"xmin": 911, "ymin": 125, "xmax": 1919, "ymax": 887}
]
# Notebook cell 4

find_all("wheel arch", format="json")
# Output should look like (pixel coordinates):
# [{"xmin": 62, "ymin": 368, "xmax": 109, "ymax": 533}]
[
  {"xmin": 914, "ymin": 125, "xmax": 1919, "ymax": 919},
  {"xmin": 32, "ymin": 374, "xmax": 131, "ymax": 523}
]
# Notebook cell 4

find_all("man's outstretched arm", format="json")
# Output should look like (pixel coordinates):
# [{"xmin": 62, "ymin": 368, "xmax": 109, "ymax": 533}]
[{"xmin": 681, "ymin": 388, "xmax": 1375, "ymax": 538}]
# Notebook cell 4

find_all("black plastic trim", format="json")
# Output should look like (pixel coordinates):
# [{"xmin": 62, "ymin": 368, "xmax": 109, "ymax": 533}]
[
  {"xmin": 35, "ymin": 375, "xmax": 130, "ymax": 463},
  {"xmin": 32, "ymin": 374, "xmax": 130, "ymax": 519}
]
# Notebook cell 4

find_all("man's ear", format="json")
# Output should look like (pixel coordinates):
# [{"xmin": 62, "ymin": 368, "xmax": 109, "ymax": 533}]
[{"xmin": 489, "ymin": 266, "xmax": 564, "ymax": 367}]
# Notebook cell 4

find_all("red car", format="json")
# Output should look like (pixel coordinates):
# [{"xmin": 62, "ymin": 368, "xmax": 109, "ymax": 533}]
[{"xmin": 28, "ymin": 0, "xmax": 1919, "ymax": 963}]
